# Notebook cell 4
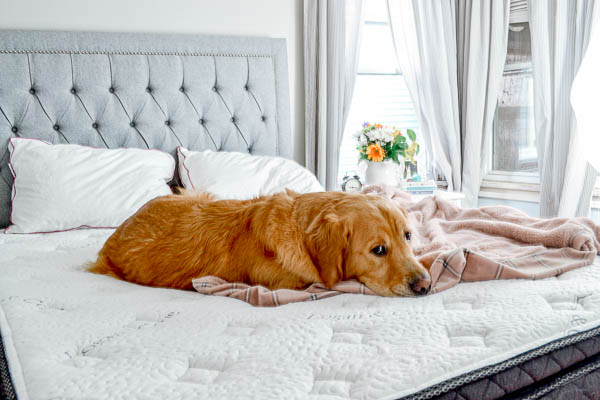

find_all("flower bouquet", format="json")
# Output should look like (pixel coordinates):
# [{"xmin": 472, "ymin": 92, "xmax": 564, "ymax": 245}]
[{"xmin": 353, "ymin": 122, "xmax": 420, "ymax": 184}]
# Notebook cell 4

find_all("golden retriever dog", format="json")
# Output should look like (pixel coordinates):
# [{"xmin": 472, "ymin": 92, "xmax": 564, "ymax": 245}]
[{"xmin": 89, "ymin": 190, "xmax": 431, "ymax": 296}]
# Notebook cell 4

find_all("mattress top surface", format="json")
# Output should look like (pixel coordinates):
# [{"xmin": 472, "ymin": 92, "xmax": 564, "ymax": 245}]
[{"xmin": 1, "ymin": 229, "xmax": 600, "ymax": 400}]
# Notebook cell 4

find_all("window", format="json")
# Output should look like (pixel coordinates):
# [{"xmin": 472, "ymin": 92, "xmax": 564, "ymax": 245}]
[
  {"xmin": 492, "ymin": 20, "xmax": 536, "ymax": 173},
  {"xmin": 337, "ymin": 0, "xmax": 420, "ymax": 185},
  {"xmin": 481, "ymin": 2, "xmax": 540, "ymax": 203}
]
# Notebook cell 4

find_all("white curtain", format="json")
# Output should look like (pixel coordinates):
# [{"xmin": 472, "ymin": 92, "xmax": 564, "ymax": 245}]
[
  {"xmin": 571, "ymin": 4, "xmax": 600, "ymax": 170},
  {"xmin": 386, "ymin": 0, "xmax": 509, "ymax": 206},
  {"xmin": 529, "ymin": 0, "xmax": 598, "ymax": 217},
  {"xmin": 457, "ymin": 0, "xmax": 511, "ymax": 207},
  {"xmin": 386, "ymin": 0, "xmax": 462, "ymax": 192},
  {"xmin": 304, "ymin": 0, "xmax": 363, "ymax": 190}
]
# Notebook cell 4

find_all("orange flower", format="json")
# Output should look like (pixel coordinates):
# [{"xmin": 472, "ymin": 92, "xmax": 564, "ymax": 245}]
[
  {"xmin": 374, "ymin": 123, "xmax": 383, "ymax": 129},
  {"xmin": 366, "ymin": 143, "xmax": 385, "ymax": 162}
]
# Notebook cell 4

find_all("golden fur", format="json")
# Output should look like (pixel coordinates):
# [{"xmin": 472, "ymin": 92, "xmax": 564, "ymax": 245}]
[{"xmin": 89, "ymin": 190, "xmax": 430, "ymax": 296}]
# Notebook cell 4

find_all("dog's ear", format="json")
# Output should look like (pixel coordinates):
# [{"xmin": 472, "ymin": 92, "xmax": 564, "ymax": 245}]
[{"xmin": 306, "ymin": 211, "xmax": 349, "ymax": 288}]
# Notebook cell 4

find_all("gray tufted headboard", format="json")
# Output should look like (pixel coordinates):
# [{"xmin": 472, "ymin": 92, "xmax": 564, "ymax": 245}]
[{"xmin": 0, "ymin": 29, "xmax": 292, "ymax": 228}]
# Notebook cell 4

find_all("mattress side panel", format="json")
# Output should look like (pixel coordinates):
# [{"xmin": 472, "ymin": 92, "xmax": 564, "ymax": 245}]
[
  {"xmin": 0, "ymin": 304, "xmax": 28, "ymax": 399},
  {"xmin": 405, "ymin": 326, "xmax": 600, "ymax": 400}
]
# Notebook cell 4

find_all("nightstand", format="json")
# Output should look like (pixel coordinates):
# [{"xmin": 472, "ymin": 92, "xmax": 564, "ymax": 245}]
[{"xmin": 410, "ymin": 190, "xmax": 465, "ymax": 208}]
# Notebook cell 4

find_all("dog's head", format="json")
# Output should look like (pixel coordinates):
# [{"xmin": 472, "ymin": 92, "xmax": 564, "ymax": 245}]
[{"xmin": 305, "ymin": 193, "xmax": 430, "ymax": 297}]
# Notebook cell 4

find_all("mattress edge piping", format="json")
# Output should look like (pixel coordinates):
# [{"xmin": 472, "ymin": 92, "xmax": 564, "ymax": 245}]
[{"xmin": 520, "ymin": 351, "xmax": 600, "ymax": 400}]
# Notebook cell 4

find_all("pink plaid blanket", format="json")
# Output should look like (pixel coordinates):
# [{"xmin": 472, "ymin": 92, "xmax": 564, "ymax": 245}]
[
  {"xmin": 193, "ymin": 185, "xmax": 600, "ymax": 306},
  {"xmin": 192, "ymin": 278, "xmax": 375, "ymax": 307}
]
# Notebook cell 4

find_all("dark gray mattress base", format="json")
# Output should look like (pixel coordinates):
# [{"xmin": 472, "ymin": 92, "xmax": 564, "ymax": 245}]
[
  {"xmin": 1, "ymin": 325, "xmax": 599, "ymax": 399},
  {"xmin": 401, "ymin": 324, "xmax": 600, "ymax": 400},
  {"xmin": 0, "ymin": 328, "xmax": 16, "ymax": 400}
]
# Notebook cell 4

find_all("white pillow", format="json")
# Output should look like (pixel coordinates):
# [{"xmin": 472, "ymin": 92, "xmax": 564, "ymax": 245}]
[
  {"xmin": 6, "ymin": 138, "xmax": 175, "ymax": 234},
  {"xmin": 177, "ymin": 147, "xmax": 324, "ymax": 199}
]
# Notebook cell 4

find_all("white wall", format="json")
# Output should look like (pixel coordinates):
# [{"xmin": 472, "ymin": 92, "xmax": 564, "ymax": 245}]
[{"xmin": 0, "ymin": 0, "xmax": 305, "ymax": 163}]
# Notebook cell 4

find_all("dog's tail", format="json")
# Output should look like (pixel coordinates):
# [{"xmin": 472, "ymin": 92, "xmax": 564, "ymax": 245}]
[{"xmin": 87, "ymin": 253, "xmax": 125, "ymax": 280}]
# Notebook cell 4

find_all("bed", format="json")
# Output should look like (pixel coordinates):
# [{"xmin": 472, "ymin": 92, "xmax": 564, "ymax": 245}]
[{"xmin": 1, "ymin": 29, "xmax": 600, "ymax": 400}]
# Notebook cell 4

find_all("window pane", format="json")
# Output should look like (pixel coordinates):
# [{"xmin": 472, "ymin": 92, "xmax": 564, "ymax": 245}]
[
  {"xmin": 506, "ymin": 22, "xmax": 531, "ymax": 65},
  {"xmin": 363, "ymin": 0, "xmax": 390, "ymax": 22},
  {"xmin": 338, "ymin": 74, "xmax": 420, "ymax": 183},
  {"xmin": 493, "ymin": 22, "xmax": 537, "ymax": 173},
  {"xmin": 358, "ymin": 23, "xmax": 399, "ymax": 74}
]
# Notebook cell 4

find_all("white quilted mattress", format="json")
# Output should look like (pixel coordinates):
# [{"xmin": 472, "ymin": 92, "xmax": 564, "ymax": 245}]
[{"xmin": 1, "ymin": 229, "xmax": 600, "ymax": 400}]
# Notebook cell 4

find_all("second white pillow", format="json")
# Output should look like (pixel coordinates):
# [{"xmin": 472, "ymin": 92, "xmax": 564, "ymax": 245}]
[{"xmin": 178, "ymin": 147, "xmax": 324, "ymax": 199}]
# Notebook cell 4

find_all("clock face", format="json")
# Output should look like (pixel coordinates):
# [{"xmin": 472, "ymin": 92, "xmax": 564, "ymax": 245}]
[{"xmin": 343, "ymin": 178, "xmax": 362, "ymax": 193}]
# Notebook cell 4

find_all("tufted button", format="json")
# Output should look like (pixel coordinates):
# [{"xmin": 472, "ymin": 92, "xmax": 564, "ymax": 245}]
[
  {"xmin": 53, "ymin": 124, "xmax": 59, "ymax": 131},
  {"xmin": 179, "ymin": 86, "xmax": 185, "ymax": 92},
  {"xmin": 70, "ymin": 88, "xmax": 77, "ymax": 94},
  {"xmin": 109, "ymin": 87, "xmax": 115, "ymax": 94},
  {"xmin": 199, "ymin": 118, "xmax": 205, "ymax": 125},
  {"xmin": 244, "ymin": 85, "xmax": 249, "ymax": 91},
  {"xmin": 230, "ymin": 117, "xmax": 235, "ymax": 123},
  {"xmin": 130, "ymin": 121, "xmax": 136, "ymax": 128},
  {"xmin": 165, "ymin": 120, "xmax": 170, "ymax": 126},
  {"xmin": 29, "ymin": 88, "xmax": 36, "ymax": 95},
  {"xmin": 146, "ymin": 87, "xmax": 152, "ymax": 93},
  {"xmin": 212, "ymin": 86, "xmax": 217, "ymax": 92},
  {"xmin": 92, "ymin": 122, "xmax": 99, "ymax": 129},
  {"xmin": 11, "ymin": 126, "xmax": 18, "ymax": 133},
  {"xmin": 261, "ymin": 116, "xmax": 266, "ymax": 122}
]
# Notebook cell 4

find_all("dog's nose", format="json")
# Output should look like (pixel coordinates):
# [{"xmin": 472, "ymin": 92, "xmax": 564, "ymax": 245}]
[{"xmin": 410, "ymin": 275, "xmax": 431, "ymax": 296}]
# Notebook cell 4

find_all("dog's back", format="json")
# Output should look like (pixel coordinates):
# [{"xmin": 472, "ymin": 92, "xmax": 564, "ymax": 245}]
[{"xmin": 89, "ymin": 190, "xmax": 322, "ymax": 290}]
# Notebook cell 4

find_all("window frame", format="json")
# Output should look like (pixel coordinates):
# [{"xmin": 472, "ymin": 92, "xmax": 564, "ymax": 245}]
[
  {"xmin": 480, "ymin": 7, "xmax": 540, "ymax": 201},
  {"xmin": 481, "ymin": 11, "xmax": 600, "ymax": 208}
]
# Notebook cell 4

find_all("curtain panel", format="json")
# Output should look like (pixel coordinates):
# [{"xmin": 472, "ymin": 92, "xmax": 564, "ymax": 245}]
[
  {"xmin": 387, "ymin": 0, "xmax": 510, "ymax": 207},
  {"xmin": 457, "ymin": 0, "xmax": 511, "ymax": 208},
  {"xmin": 304, "ymin": 0, "xmax": 363, "ymax": 190},
  {"xmin": 529, "ymin": 0, "xmax": 598, "ymax": 217},
  {"xmin": 387, "ymin": 0, "xmax": 463, "ymax": 193}
]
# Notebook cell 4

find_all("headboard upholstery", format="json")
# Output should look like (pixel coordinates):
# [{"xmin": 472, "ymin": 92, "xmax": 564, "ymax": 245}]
[{"xmin": 0, "ymin": 30, "xmax": 292, "ymax": 228}]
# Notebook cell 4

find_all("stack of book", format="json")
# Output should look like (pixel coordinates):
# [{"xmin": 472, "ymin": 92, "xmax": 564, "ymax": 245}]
[{"xmin": 398, "ymin": 180, "xmax": 437, "ymax": 195}]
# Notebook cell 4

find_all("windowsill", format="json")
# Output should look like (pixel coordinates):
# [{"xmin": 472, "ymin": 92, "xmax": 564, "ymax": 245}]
[
  {"xmin": 478, "ymin": 187, "xmax": 540, "ymax": 203},
  {"xmin": 481, "ymin": 171, "xmax": 600, "ymax": 209},
  {"xmin": 480, "ymin": 170, "xmax": 540, "ymax": 203},
  {"xmin": 485, "ymin": 170, "xmax": 539, "ymax": 184}
]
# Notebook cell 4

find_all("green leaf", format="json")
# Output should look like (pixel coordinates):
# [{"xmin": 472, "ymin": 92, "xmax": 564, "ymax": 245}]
[
  {"xmin": 394, "ymin": 135, "xmax": 406, "ymax": 145},
  {"xmin": 407, "ymin": 129, "xmax": 417, "ymax": 142},
  {"xmin": 415, "ymin": 143, "xmax": 420, "ymax": 155}
]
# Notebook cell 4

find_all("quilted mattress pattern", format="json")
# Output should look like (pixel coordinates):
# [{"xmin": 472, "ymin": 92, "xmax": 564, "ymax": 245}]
[{"xmin": 1, "ymin": 229, "xmax": 600, "ymax": 400}]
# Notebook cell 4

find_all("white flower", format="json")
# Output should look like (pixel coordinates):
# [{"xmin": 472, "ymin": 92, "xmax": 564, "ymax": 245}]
[
  {"xmin": 353, "ymin": 130, "xmax": 362, "ymax": 139},
  {"xmin": 359, "ymin": 134, "xmax": 368, "ymax": 146}
]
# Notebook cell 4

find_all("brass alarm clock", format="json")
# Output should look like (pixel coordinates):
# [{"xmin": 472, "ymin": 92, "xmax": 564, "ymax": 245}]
[{"xmin": 341, "ymin": 174, "xmax": 363, "ymax": 193}]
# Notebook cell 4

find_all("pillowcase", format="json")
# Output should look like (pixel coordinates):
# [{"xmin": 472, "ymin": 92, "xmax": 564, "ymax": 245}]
[
  {"xmin": 177, "ymin": 147, "xmax": 324, "ymax": 199},
  {"xmin": 6, "ymin": 138, "xmax": 175, "ymax": 234}
]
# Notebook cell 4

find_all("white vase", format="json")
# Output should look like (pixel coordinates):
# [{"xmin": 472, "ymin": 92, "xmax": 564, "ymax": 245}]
[{"xmin": 364, "ymin": 161, "xmax": 399, "ymax": 186}]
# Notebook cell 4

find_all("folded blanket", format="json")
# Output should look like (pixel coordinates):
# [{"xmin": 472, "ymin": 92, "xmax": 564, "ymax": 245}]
[
  {"xmin": 193, "ymin": 185, "xmax": 600, "ymax": 306},
  {"xmin": 192, "ymin": 277, "xmax": 375, "ymax": 307}
]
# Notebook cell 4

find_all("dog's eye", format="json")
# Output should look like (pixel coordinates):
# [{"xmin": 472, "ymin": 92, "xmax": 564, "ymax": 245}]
[
  {"xmin": 371, "ymin": 245, "xmax": 387, "ymax": 256},
  {"xmin": 404, "ymin": 232, "xmax": 412, "ymax": 241}
]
